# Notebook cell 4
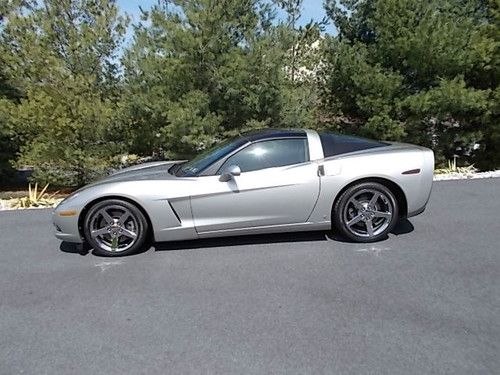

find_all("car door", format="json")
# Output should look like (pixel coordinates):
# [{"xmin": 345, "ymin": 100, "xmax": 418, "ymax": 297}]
[{"xmin": 189, "ymin": 138, "xmax": 320, "ymax": 234}]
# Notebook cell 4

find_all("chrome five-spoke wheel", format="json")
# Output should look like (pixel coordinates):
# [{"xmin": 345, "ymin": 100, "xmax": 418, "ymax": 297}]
[
  {"xmin": 83, "ymin": 199, "xmax": 148, "ymax": 256},
  {"xmin": 333, "ymin": 182, "xmax": 399, "ymax": 242}
]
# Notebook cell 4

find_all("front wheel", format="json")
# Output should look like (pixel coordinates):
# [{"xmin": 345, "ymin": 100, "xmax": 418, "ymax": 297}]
[
  {"xmin": 332, "ymin": 182, "xmax": 399, "ymax": 242},
  {"xmin": 83, "ymin": 199, "xmax": 149, "ymax": 256}
]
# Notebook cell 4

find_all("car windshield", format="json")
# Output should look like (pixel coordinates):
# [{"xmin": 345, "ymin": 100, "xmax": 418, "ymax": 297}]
[{"xmin": 174, "ymin": 137, "xmax": 248, "ymax": 177}]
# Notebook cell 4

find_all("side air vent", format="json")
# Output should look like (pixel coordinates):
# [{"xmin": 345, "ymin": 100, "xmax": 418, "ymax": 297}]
[
  {"xmin": 402, "ymin": 169, "xmax": 421, "ymax": 175},
  {"xmin": 168, "ymin": 201, "xmax": 182, "ymax": 224}
]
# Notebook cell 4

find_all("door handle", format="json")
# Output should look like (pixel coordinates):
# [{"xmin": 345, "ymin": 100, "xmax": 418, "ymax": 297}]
[{"xmin": 317, "ymin": 165, "xmax": 325, "ymax": 176}]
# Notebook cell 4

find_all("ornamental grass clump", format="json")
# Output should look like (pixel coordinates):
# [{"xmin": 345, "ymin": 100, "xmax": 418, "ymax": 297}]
[{"xmin": 9, "ymin": 183, "xmax": 60, "ymax": 209}]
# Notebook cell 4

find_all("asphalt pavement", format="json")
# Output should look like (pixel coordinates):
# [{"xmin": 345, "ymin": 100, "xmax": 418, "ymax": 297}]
[{"xmin": 0, "ymin": 178, "xmax": 499, "ymax": 374}]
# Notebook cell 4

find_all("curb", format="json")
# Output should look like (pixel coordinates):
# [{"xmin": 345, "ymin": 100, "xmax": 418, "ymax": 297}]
[{"xmin": 433, "ymin": 170, "xmax": 500, "ymax": 181}]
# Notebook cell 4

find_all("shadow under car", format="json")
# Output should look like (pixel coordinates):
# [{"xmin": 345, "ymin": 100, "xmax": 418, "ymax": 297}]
[{"xmin": 59, "ymin": 219, "xmax": 414, "ymax": 255}]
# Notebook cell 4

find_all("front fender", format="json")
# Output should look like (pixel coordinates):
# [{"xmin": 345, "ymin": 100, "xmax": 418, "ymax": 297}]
[{"xmin": 54, "ymin": 180, "xmax": 198, "ymax": 243}]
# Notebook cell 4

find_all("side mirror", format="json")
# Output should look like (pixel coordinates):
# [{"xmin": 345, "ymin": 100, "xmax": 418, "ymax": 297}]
[{"xmin": 219, "ymin": 165, "xmax": 241, "ymax": 182}]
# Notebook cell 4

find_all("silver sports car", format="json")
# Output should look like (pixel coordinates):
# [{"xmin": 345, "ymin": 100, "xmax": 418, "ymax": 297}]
[{"xmin": 53, "ymin": 129, "xmax": 434, "ymax": 256}]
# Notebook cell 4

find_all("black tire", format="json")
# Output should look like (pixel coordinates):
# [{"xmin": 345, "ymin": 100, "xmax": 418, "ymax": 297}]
[
  {"xmin": 332, "ymin": 182, "xmax": 399, "ymax": 243},
  {"xmin": 83, "ymin": 199, "xmax": 149, "ymax": 257}
]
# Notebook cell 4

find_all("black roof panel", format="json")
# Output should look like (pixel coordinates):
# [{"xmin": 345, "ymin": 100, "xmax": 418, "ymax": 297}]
[
  {"xmin": 241, "ymin": 128, "xmax": 307, "ymax": 142},
  {"xmin": 319, "ymin": 132, "xmax": 388, "ymax": 157}
]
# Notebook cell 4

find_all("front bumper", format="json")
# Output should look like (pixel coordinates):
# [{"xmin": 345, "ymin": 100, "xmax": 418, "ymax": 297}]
[{"xmin": 52, "ymin": 209, "xmax": 83, "ymax": 243}]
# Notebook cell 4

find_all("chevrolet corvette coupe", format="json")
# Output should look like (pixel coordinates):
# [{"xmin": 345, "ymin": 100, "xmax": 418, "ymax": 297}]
[{"xmin": 53, "ymin": 129, "xmax": 434, "ymax": 256}]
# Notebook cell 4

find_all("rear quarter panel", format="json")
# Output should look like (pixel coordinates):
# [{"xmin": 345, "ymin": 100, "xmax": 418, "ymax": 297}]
[{"xmin": 308, "ymin": 146, "xmax": 434, "ymax": 223}]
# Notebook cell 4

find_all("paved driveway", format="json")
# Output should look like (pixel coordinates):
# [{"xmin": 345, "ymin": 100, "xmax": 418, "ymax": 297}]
[{"xmin": 0, "ymin": 179, "xmax": 499, "ymax": 374}]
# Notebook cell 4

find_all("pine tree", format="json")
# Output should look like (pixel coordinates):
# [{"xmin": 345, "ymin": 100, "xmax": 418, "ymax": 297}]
[
  {"xmin": 0, "ymin": 0, "xmax": 128, "ymax": 186},
  {"xmin": 321, "ymin": 0, "xmax": 499, "ymax": 168},
  {"xmin": 122, "ymin": 0, "xmax": 302, "ymax": 159}
]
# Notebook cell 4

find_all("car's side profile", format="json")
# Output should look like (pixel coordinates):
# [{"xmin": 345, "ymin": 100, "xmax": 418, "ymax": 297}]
[{"xmin": 53, "ymin": 129, "xmax": 434, "ymax": 256}]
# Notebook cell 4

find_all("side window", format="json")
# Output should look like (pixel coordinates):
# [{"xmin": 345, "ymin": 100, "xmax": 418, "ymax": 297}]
[
  {"xmin": 319, "ymin": 132, "xmax": 387, "ymax": 157},
  {"xmin": 218, "ymin": 138, "xmax": 309, "ymax": 174}
]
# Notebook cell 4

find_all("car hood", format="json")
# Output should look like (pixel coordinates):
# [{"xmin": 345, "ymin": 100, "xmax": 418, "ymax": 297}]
[
  {"xmin": 91, "ymin": 160, "xmax": 186, "ymax": 186},
  {"xmin": 56, "ymin": 160, "xmax": 189, "ymax": 208}
]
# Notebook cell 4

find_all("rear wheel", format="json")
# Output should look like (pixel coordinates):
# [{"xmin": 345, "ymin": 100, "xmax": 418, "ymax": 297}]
[
  {"xmin": 83, "ymin": 199, "xmax": 149, "ymax": 256},
  {"xmin": 333, "ymin": 182, "xmax": 398, "ymax": 242}
]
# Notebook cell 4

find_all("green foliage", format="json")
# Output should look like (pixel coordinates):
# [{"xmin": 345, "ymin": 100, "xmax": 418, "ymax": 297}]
[
  {"xmin": 0, "ymin": 0, "xmax": 128, "ymax": 186},
  {"xmin": 0, "ymin": 2, "xmax": 24, "ymax": 185},
  {"xmin": 159, "ymin": 91, "xmax": 222, "ymax": 158},
  {"xmin": 6, "ymin": 85, "xmax": 125, "ymax": 185},
  {"xmin": 121, "ymin": 0, "xmax": 320, "ymax": 159},
  {"xmin": 319, "ymin": 38, "xmax": 404, "ymax": 139},
  {"xmin": 0, "ymin": 0, "xmax": 499, "ymax": 190},
  {"xmin": 0, "ymin": 98, "xmax": 17, "ymax": 183},
  {"xmin": 322, "ymin": 0, "xmax": 499, "ymax": 168}
]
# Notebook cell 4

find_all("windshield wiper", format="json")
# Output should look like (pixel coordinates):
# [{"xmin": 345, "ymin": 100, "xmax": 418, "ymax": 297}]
[
  {"xmin": 168, "ymin": 163, "xmax": 179, "ymax": 175},
  {"xmin": 168, "ymin": 161, "xmax": 187, "ymax": 176}
]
